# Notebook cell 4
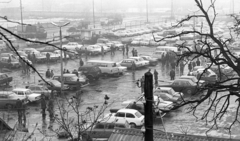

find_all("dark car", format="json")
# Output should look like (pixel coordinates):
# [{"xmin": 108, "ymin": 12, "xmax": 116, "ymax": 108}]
[
  {"xmin": 158, "ymin": 79, "xmax": 200, "ymax": 95},
  {"xmin": 52, "ymin": 74, "xmax": 89, "ymax": 91},
  {"xmin": 0, "ymin": 73, "xmax": 12, "ymax": 86},
  {"xmin": 78, "ymin": 65, "xmax": 101, "ymax": 81},
  {"xmin": 38, "ymin": 79, "xmax": 69, "ymax": 92}
]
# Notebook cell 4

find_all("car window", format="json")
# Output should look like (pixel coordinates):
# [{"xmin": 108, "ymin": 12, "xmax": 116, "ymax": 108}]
[
  {"xmin": 135, "ymin": 112, "xmax": 142, "ymax": 118},
  {"xmin": 126, "ymin": 113, "xmax": 135, "ymax": 118},
  {"xmin": 25, "ymin": 90, "xmax": 32, "ymax": 95},
  {"xmin": 16, "ymin": 91, "xmax": 24, "ymax": 95},
  {"xmin": 107, "ymin": 124, "xmax": 114, "ymax": 129},
  {"xmin": 115, "ymin": 112, "xmax": 125, "ymax": 117},
  {"xmin": 173, "ymin": 81, "xmax": 180, "ymax": 85},
  {"xmin": 95, "ymin": 123, "xmax": 105, "ymax": 129}
]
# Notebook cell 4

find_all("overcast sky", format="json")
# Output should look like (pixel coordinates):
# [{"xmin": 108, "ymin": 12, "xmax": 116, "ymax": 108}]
[{"xmin": 0, "ymin": 0, "xmax": 239, "ymax": 14}]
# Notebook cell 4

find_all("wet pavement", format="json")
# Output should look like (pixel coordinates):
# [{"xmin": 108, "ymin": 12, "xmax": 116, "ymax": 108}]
[{"xmin": 2, "ymin": 45, "xmax": 240, "ymax": 140}]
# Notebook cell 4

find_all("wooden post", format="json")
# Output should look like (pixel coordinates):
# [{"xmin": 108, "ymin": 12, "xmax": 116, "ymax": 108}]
[{"xmin": 144, "ymin": 71, "xmax": 153, "ymax": 141}]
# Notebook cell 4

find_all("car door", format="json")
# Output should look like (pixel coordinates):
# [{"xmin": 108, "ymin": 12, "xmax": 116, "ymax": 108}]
[
  {"xmin": 115, "ymin": 112, "xmax": 126, "ymax": 124},
  {"xmin": 14, "ymin": 91, "xmax": 26, "ymax": 99},
  {"xmin": 125, "ymin": 113, "xmax": 136, "ymax": 125},
  {"xmin": 171, "ymin": 81, "xmax": 181, "ymax": 92}
]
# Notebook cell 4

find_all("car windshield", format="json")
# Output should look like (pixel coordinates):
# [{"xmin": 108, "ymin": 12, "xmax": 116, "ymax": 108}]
[
  {"xmin": 26, "ymin": 90, "xmax": 32, "ymax": 95},
  {"xmin": 135, "ymin": 111, "xmax": 142, "ymax": 118}
]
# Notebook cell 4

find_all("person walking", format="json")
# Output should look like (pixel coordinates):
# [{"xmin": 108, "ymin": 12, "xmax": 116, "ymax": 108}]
[
  {"xmin": 196, "ymin": 58, "xmax": 201, "ymax": 66},
  {"xmin": 192, "ymin": 61, "xmax": 196, "ymax": 68},
  {"xmin": 32, "ymin": 52, "xmax": 36, "ymax": 64},
  {"xmin": 50, "ymin": 70, "xmax": 54, "ymax": 78},
  {"xmin": 154, "ymin": 69, "xmax": 158, "ymax": 85},
  {"xmin": 134, "ymin": 49, "xmax": 138, "ymax": 57},
  {"xmin": 132, "ymin": 48, "xmax": 135, "ymax": 57},
  {"xmin": 180, "ymin": 61, "xmax": 185, "ymax": 76},
  {"xmin": 122, "ymin": 45, "xmax": 125, "ymax": 55},
  {"xmin": 22, "ymin": 101, "xmax": 27, "ymax": 127},
  {"xmin": 188, "ymin": 62, "xmax": 193, "ymax": 72},
  {"xmin": 46, "ymin": 52, "xmax": 50, "ymax": 64},
  {"xmin": 45, "ymin": 69, "xmax": 51, "ymax": 78},
  {"xmin": 170, "ymin": 69, "xmax": 175, "ymax": 80},
  {"xmin": 16, "ymin": 99, "xmax": 23, "ymax": 125},
  {"xmin": 101, "ymin": 46, "xmax": 104, "ymax": 56},
  {"xmin": 110, "ymin": 45, "xmax": 114, "ymax": 55},
  {"xmin": 41, "ymin": 95, "xmax": 47, "ymax": 118},
  {"xmin": 48, "ymin": 99, "xmax": 54, "ymax": 122},
  {"xmin": 126, "ymin": 44, "xmax": 129, "ymax": 55},
  {"xmin": 72, "ymin": 69, "xmax": 78, "ymax": 77},
  {"xmin": 79, "ymin": 58, "xmax": 84, "ymax": 67}
]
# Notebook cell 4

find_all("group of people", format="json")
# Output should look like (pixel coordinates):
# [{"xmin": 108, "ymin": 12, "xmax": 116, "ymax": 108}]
[
  {"xmin": 188, "ymin": 58, "xmax": 201, "ymax": 72},
  {"xmin": 16, "ymin": 99, "xmax": 27, "ymax": 128},
  {"xmin": 131, "ymin": 48, "xmax": 138, "ymax": 57},
  {"xmin": 40, "ymin": 94, "xmax": 55, "ymax": 122},
  {"xmin": 45, "ymin": 69, "xmax": 54, "ymax": 79}
]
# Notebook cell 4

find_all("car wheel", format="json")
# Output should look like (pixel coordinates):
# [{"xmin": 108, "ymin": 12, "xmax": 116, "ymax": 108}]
[
  {"xmin": 186, "ymin": 89, "xmax": 192, "ymax": 95},
  {"xmin": 130, "ymin": 123, "xmax": 136, "ymax": 128},
  {"xmin": 5, "ymin": 104, "xmax": 14, "ymax": 110}
]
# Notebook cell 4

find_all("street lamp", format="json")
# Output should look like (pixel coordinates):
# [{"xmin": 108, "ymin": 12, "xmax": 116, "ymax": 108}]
[{"xmin": 51, "ymin": 22, "xmax": 70, "ymax": 95}]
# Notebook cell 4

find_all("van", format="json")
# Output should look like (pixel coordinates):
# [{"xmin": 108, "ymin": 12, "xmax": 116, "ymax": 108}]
[{"xmin": 87, "ymin": 60, "xmax": 126, "ymax": 76}]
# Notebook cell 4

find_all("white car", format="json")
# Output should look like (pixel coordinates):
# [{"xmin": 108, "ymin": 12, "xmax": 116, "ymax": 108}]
[
  {"xmin": 53, "ymin": 50, "xmax": 70, "ymax": 59},
  {"xmin": 129, "ymin": 57, "xmax": 149, "ymax": 67},
  {"xmin": 155, "ymin": 87, "xmax": 183, "ymax": 98},
  {"xmin": 101, "ymin": 109, "xmax": 144, "ymax": 128},
  {"xmin": 12, "ymin": 88, "xmax": 41, "ymax": 102},
  {"xmin": 111, "ymin": 41, "xmax": 124, "ymax": 50},
  {"xmin": 62, "ymin": 42, "xmax": 83, "ymax": 51},
  {"xmin": 131, "ymin": 40, "xmax": 140, "ymax": 46},
  {"xmin": 95, "ymin": 43, "xmax": 110, "ymax": 52},
  {"xmin": 41, "ymin": 52, "xmax": 60, "ymax": 61},
  {"xmin": 85, "ymin": 45, "xmax": 102, "ymax": 55}
]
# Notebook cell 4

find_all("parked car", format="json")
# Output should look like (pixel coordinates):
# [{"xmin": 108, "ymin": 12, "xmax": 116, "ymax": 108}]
[
  {"xmin": 155, "ymin": 93, "xmax": 180, "ymax": 103},
  {"xmin": 0, "ymin": 91, "xmax": 28, "ymax": 109},
  {"xmin": 85, "ymin": 121, "xmax": 130, "ymax": 139},
  {"xmin": 27, "ymin": 85, "xmax": 51, "ymax": 98},
  {"xmin": 52, "ymin": 74, "xmax": 89, "ymax": 90},
  {"xmin": 41, "ymin": 52, "xmax": 60, "ymax": 62},
  {"xmin": 0, "ymin": 57, "xmax": 21, "ymax": 68},
  {"xmin": 193, "ymin": 68, "xmax": 218, "ymax": 84},
  {"xmin": 12, "ymin": 88, "xmax": 41, "ymax": 102},
  {"xmin": 101, "ymin": 109, "xmax": 144, "ymax": 128},
  {"xmin": 95, "ymin": 43, "xmax": 110, "ymax": 53},
  {"xmin": 152, "ymin": 51, "xmax": 167, "ymax": 60},
  {"xmin": 34, "ymin": 51, "xmax": 46, "ymax": 63},
  {"xmin": 0, "ymin": 73, "xmax": 12, "ymax": 86},
  {"xmin": 86, "ymin": 60, "xmax": 126, "ymax": 76},
  {"xmin": 139, "ymin": 55, "xmax": 158, "ymax": 66},
  {"xmin": 53, "ymin": 50, "xmax": 72, "ymax": 59},
  {"xmin": 111, "ymin": 41, "xmax": 124, "ymax": 50},
  {"xmin": 39, "ymin": 46, "xmax": 56, "ymax": 52},
  {"xmin": 78, "ymin": 65, "xmax": 101, "ymax": 81},
  {"xmin": 155, "ymin": 87, "xmax": 183, "ymax": 98},
  {"xmin": 158, "ymin": 79, "xmax": 201, "ymax": 95},
  {"xmin": 179, "ymin": 75, "xmax": 205, "ymax": 86},
  {"xmin": 62, "ymin": 42, "xmax": 83, "ymax": 50},
  {"xmin": 22, "ymin": 48, "xmax": 39, "ymax": 55},
  {"xmin": 85, "ymin": 45, "xmax": 102, "ymax": 55},
  {"xmin": 128, "ymin": 57, "xmax": 149, "ymax": 67},
  {"xmin": 190, "ymin": 66, "xmax": 205, "ymax": 76},
  {"xmin": 38, "ymin": 79, "xmax": 69, "ymax": 92}
]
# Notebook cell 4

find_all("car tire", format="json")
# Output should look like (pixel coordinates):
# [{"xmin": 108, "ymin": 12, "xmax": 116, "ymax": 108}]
[
  {"xmin": 130, "ymin": 123, "xmax": 136, "ymax": 128},
  {"xmin": 5, "ymin": 104, "xmax": 14, "ymax": 110},
  {"xmin": 186, "ymin": 89, "xmax": 192, "ymax": 95}
]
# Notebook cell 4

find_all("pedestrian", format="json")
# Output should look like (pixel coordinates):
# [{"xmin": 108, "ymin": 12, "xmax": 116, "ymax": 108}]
[
  {"xmin": 32, "ymin": 52, "xmax": 36, "ymax": 64},
  {"xmin": 110, "ymin": 45, "xmax": 114, "ymax": 55},
  {"xmin": 180, "ymin": 61, "xmax": 185, "ymax": 76},
  {"xmin": 41, "ymin": 95, "xmax": 47, "ymax": 118},
  {"xmin": 140, "ymin": 76, "xmax": 145, "ymax": 94},
  {"xmin": 47, "ymin": 99, "xmax": 54, "ymax": 122},
  {"xmin": 16, "ymin": 99, "xmax": 23, "ymax": 125},
  {"xmin": 66, "ymin": 69, "xmax": 70, "ymax": 73},
  {"xmin": 64, "ymin": 51, "xmax": 67, "ymax": 60},
  {"xmin": 50, "ymin": 70, "xmax": 54, "ymax": 78},
  {"xmin": 8, "ymin": 56, "xmax": 11, "ymax": 63},
  {"xmin": 79, "ymin": 58, "xmax": 84, "ymax": 67},
  {"xmin": 170, "ymin": 69, "xmax": 175, "ymax": 80},
  {"xmin": 22, "ymin": 101, "xmax": 27, "ymax": 127},
  {"xmin": 63, "ymin": 68, "xmax": 67, "ymax": 74},
  {"xmin": 126, "ymin": 44, "xmax": 129, "ymax": 55},
  {"xmin": 72, "ymin": 69, "xmax": 78, "ymax": 77},
  {"xmin": 196, "ymin": 58, "xmax": 201, "ymax": 66},
  {"xmin": 132, "ymin": 48, "xmax": 135, "ymax": 57},
  {"xmin": 101, "ymin": 46, "xmax": 104, "ymax": 56},
  {"xmin": 122, "ymin": 45, "xmax": 125, "ymax": 55},
  {"xmin": 196, "ymin": 71, "xmax": 201, "ymax": 79},
  {"xmin": 46, "ymin": 52, "xmax": 50, "ymax": 64},
  {"xmin": 192, "ymin": 61, "xmax": 196, "ymax": 68},
  {"xmin": 134, "ymin": 49, "xmax": 138, "ymax": 57},
  {"xmin": 188, "ymin": 62, "xmax": 193, "ymax": 72},
  {"xmin": 132, "ymin": 61, "xmax": 136, "ymax": 71},
  {"xmin": 171, "ymin": 61, "xmax": 176, "ymax": 70},
  {"xmin": 45, "ymin": 69, "xmax": 51, "ymax": 78},
  {"xmin": 27, "ymin": 53, "xmax": 31, "ymax": 61},
  {"xmin": 154, "ymin": 69, "xmax": 158, "ymax": 85}
]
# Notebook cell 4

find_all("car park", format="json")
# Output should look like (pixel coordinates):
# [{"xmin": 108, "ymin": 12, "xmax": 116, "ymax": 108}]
[
  {"xmin": 101, "ymin": 109, "xmax": 144, "ymax": 128},
  {"xmin": 86, "ymin": 60, "xmax": 126, "ymax": 76},
  {"xmin": 0, "ymin": 73, "xmax": 12, "ymax": 86},
  {"xmin": 62, "ymin": 42, "xmax": 83, "ymax": 50},
  {"xmin": 0, "ymin": 91, "xmax": 28, "ymax": 109},
  {"xmin": 52, "ymin": 74, "xmax": 89, "ymax": 90},
  {"xmin": 158, "ymin": 79, "xmax": 201, "ymax": 95},
  {"xmin": 27, "ymin": 85, "xmax": 51, "ymax": 98},
  {"xmin": 78, "ymin": 65, "xmax": 101, "ymax": 81},
  {"xmin": 12, "ymin": 88, "xmax": 41, "ymax": 102}
]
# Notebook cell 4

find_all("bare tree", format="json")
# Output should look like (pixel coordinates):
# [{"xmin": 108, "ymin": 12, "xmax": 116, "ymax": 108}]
[{"xmin": 153, "ymin": 0, "xmax": 240, "ymax": 136}]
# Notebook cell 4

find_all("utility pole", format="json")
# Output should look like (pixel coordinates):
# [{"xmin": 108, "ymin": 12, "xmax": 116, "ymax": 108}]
[
  {"xmin": 144, "ymin": 71, "xmax": 153, "ymax": 141},
  {"xmin": 146, "ymin": 0, "xmax": 148, "ymax": 23},
  {"xmin": 92, "ymin": 0, "xmax": 95, "ymax": 28},
  {"xmin": 19, "ymin": 0, "xmax": 23, "ymax": 32}
]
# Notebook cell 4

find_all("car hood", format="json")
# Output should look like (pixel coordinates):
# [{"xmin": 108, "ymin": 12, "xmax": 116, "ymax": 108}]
[{"xmin": 28, "ymin": 93, "xmax": 41, "ymax": 97}]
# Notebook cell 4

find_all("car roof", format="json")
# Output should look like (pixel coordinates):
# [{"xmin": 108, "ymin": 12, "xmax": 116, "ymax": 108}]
[
  {"xmin": 54, "ymin": 74, "xmax": 76, "ymax": 77},
  {"xmin": 87, "ymin": 60, "xmax": 115, "ymax": 64},
  {"xmin": 174, "ymin": 79, "xmax": 192, "ymax": 82},
  {"xmin": 123, "ymin": 59, "xmax": 135, "ymax": 61},
  {"xmin": 180, "ymin": 75, "xmax": 196, "ymax": 78},
  {"xmin": 13, "ymin": 88, "xmax": 29, "ymax": 91},
  {"xmin": 118, "ymin": 109, "xmax": 138, "ymax": 113}
]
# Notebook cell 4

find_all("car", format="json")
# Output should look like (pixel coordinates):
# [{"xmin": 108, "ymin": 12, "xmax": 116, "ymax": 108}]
[
  {"xmin": 14, "ymin": 51, "xmax": 28, "ymax": 57},
  {"xmin": 131, "ymin": 40, "xmax": 140, "ymax": 46},
  {"xmin": 85, "ymin": 45, "xmax": 102, "ymax": 55},
  {"xmin": 12, "ymin": 88, "xmax": 41, "ymax": 102},
  {"xmin": 111, "ymin": 41, "xmax": 124, "ymax": 50},
  {"xmin": 158, "ymin": 79, "xmax": 201, "ymax": 95},
  {"xmin": 52, "ymin": 74, "xmax": 89, "ymax": 90},
  {"xmin": 179, "ymin": 75, "xmax": 205, "ymax": 86},
  {"xmin": 120, "ymin": 59, "xmax": 139, "ymax": 69},
  {"xmin": 0, "ymin": 91, "xmax": 28, "ymax": 109},
  {"xmin": 152, "ymin": 51, "xmax": 167, "ymax": 60},
  {"xmin": 41, "ymin": 52, "xmax": 60, "ymax": 62},
  {"xmin": 39, "ymin": 46, "xmax": 56, "ymax": 52},
  {"xmin": 0, "ymin": 73, "xmax": 12, "ymax": 86},
  {"xmin": 120, "ymin": 101, "xmax": 165, "ymax": 118},
  {"xmin": 139, "ymin": 55, "xmax": 158, "ymax": 66},
  {"xmin": 38, "ymin": 79, "xmax": 69, "ymax": 92},
  {"xmin": 27, "ymin": 85, "xmax": 51, "ymax": 98},
  {"xmin": 155, "ymin": 93, "xmax": 180, "ymax": 103},
  {"xmin": 194, "ymin": 68, "xmax": 218, "ymax": 84},
  {"xmin": 155, "ymin": 87, "xmax": 183, "ymax": 98},
  {"xmin": 0, "ymin": 57, "xmax": 21, "ymax": 69},
  {"xmin": 78, "ymin": 65, "xmax": 102, "ymax": 81},
  {"xmin": 128, "ymin": 57, "xmax": 150, "ymax": 67},
  {"xmin": 22, "ymin": 48, "xmax": 39, "ymax": 55},
  {"xmin": 85, "ymin": 121, "xmax": 130, "ymax": 139},
  {"xmin": 95, "ymin": 43, "xmax": 110, "ymax": 53},
  {"xmin": 190, "ymin": 66, "xmax": 205, "ymax": 75},
  {"xmin": 62, "ymin": 42, "xmax": 83, "ymax": 51},
  {"xmin": 86, "ymin": 60, "xmax": 126, "ymax": 76},
  {"xmin": 101, "ymin": 109, "xmax": 144, "ymax": 128}
]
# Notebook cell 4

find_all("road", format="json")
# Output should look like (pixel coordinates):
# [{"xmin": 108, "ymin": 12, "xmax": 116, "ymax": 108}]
[{"xmin": 1, "ymin": 45, "xmax": 240, "ymax": 140}]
